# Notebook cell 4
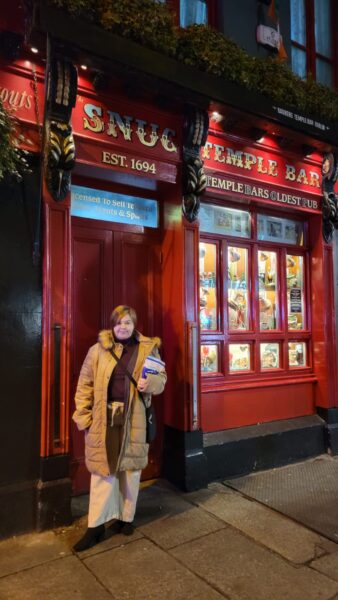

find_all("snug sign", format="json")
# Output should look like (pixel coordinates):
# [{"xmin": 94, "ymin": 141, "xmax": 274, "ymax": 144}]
[{"xmin": 71, "ymin": 185, "xmax": 158, "ymax": 228}]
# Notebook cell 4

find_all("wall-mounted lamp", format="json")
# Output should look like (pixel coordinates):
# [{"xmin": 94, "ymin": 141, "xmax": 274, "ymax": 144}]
[
  {"xmin": 276, "ymin": 135, "xmax": 291, "ymax": 149},
  {"xmin": 220, "ymin": 115, "xmax": 237, "ymax": 133},
  {"xmin": 251, "ymin": 127, "xmax": 266, "ymax": 142},
  {"xmin": 92, "ymin": 71, "xmax": 107, "ymax": 91},
  {"xmin": 302, "ymin": 144, "xmax": 316, "ymax": 157}
]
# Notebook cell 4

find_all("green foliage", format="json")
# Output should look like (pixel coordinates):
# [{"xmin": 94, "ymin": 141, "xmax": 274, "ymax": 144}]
[
  {"xmin": 177, "ymin": 25, "xmax": 253, "ymax": 85},
  {"xmin": 97, "ymin": 0, "xmax": 177, "ymax": 56},
  {"xmin": 0, "ymin": 100, "xmax": 30, "ymax": 182},
  {"xmin": 45, "ymin": 0, "xmax": 338, "ymax": 123}
]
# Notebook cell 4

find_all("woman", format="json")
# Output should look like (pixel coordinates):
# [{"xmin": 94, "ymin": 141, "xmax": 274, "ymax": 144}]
[{"xmin": 72, "ymin": 305, "xmax": 166, "ymax": 552}]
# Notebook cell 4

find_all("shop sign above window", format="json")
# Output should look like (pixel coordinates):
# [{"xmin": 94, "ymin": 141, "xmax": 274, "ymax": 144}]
[{"xmin": 71, "ymin": 185, "xmax": 158, "ymax": 228}]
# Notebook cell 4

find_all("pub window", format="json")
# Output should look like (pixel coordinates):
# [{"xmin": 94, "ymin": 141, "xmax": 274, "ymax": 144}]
[
  {"xmin": 290, "ymin": 0, "xmax": 336, "ymax": 88},
  {"xmin": 199, "ymin": 203, "xmax": 310, "ymax": 379}
]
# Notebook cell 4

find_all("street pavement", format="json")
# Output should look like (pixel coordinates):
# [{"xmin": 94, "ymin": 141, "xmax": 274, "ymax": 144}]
[{"xmin": 2, "ymin": 462, "xmax": 338, "ymax": 599}]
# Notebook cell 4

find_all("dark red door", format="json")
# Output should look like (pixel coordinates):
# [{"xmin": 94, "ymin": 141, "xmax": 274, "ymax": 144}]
[{"xmin": 70, "ymin": 218, "xmax": 162, "ymax": 495}]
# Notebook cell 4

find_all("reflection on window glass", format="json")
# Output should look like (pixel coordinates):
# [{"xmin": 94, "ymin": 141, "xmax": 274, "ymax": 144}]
[
  {"xmin": 289, "ymin": 342, "xmax": 306, "ymax": 366},
  {"xmin": 314, "ymin": 0, "xmax": 331, "ymax": 58},
  {"xmin": 199, "ymin": 204, "xmax": 251, "ymax": 238},
  {"xmin": 180, "ymin": 0, "xmax": 207, "ymax": 26},
  {"xmin": 258, "ymin": 250, "xmax": 277, "ymax": 330},
  {"xmin": 257, "ymin": 214, "xmax": 304, "ymax": 245},
  {"xmin": 201, "ymin": 345, "xmax": 218, "ymax": 373},
  {"xmin": 316, "ymin": 59, "xmax": 333, "ymax": 88},
  {"xmin": 292, "ymin": 47, "xmax": 307, "ymax": 79},
  {"xmin": 229, "ymin": 344, "xmax": 250, "ymax": 372},
  {"xmin": 199, "ymin": 242, "xmax": 217, "ymax": 330},
  {"xmin": 291, "ymin": 0, "xmax": 306, "ymax": 45},
  {"xmin": 228, "ymin": 247, "xmax": 248, "ymax": 330},
  {"xmin": 260, "ymin": 343, "xmax": 280, "ymax": 369},
  {"xmin": 287, "ymin": 255, "xmax": 305, "ymax": 330}
]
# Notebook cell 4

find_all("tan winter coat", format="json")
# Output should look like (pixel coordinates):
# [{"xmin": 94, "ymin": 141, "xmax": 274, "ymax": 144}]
[{"xmin": 72, "ymin": 329, "xmax": 166, "ymax": 477}]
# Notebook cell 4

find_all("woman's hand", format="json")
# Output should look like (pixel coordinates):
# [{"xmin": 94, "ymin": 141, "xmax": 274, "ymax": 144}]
[{"xmin": 137, "ymin": 377, "xmax": 149, "ymax": 392}]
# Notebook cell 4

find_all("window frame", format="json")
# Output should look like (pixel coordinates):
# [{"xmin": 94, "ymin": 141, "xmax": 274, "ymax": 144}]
[
  {"xmin": 199, "ymin": 203, "xmax": 312, "ymax": 382},
  {"xmin": 290, "ymin": 0, "xmax": 338, "ymax": 88}
]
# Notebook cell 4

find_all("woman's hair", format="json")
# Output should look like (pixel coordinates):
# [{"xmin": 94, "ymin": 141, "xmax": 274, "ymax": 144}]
[{"xmin": 110, "ymin": 305, "xmax": 137, "ymax": 328}]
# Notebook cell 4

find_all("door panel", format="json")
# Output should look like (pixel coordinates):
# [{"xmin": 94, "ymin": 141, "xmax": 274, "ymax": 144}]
[
  {"xmin": 70, "ymin": 227, "xmax": 112, "ymax": 494},
  {"xmin": 71, "ymin": 220, "xmax": 162, "ymax": 495}
]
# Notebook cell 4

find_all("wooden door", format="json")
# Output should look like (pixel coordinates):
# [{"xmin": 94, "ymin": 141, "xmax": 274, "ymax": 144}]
[{"xmin": 70, "ymin": 218, "xmax": 162, "ymax": 495}]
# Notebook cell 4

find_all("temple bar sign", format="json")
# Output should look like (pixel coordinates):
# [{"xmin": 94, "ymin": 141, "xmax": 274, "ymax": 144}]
[{"xmin": 71, "ymin": 185, "xmax": 158, "ymax": 228}]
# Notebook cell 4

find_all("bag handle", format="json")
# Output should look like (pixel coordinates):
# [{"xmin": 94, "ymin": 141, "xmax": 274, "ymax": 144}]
[{"xmin": 109, "ymin": 348, "xmax": 147, "ymax": 409}]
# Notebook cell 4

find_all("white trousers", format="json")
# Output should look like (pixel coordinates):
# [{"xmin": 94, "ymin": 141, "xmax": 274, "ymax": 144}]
[{"xmin": 88, "ymin": 470, "xmax": 142, "ymax": 527}]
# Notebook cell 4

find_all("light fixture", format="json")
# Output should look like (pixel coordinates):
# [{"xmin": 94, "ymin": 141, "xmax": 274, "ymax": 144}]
[
  {"xmin": 80, "ymin": 64, "xmax": 87, "ymax": 70},
  {"xmin": 211, "ymin": 111, "xmax": 222, "ymax": 123},
  {"xmin": 251, "ymin": 127, "xmax": 266, "ymax": 143},
  {"xmin": 302, "ymin": 144, "xmax": 316, "ymax": 157},
  {"xmin": 276, "ymin": 135, "xmax": 291, "ymax": 149},
  {"xmin": 220, "ymin": 115, "xmax": 237, "ymax": 133},
  {"xmin": 30, "ymin": 47, "xmax": 38, "ymax": 54}
]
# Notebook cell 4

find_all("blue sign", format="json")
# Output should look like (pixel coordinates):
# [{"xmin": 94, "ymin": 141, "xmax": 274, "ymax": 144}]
[{"xmin": 71, "ymin": 185, "xmax": 158, "ymax": 228}]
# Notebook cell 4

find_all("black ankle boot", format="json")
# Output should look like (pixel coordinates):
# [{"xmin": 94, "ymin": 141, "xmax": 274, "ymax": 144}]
[
  {"xmin": 120, "ymin": 521, "xmax": 134, "ymax": 536},
  {"xmin": 73, "ymin": 524, "xmax": 105, "ymax": 552},
  {"xmin": 107, "ymin": 520, "xmax": 134, "ymax": 537}
]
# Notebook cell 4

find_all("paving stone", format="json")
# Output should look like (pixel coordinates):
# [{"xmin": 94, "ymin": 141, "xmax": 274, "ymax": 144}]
[
  {"xmin": 139, "ymin": 505, "xmax": 226, "ymax": 549},
  {"xmin": 0, "ymin": 531, "xmax": 71, "ymax": 578},
  {"xmin": 0, "ymin": 556, "xmax": 112, "ymax": 600},
  {"xmin": 78, "ymin": 528, "xmax": 144, "ymax": 559},
  {"xmin": 311, "ymin": 552, "xmax": 338, "ymax": 582},
  {"xmin": 191, "ymin": 487, "xmax": 336, "ymax": 564},
  {"xmin": 84, "ymin": 538, "xmax": 224, "ymax": 600},
  {"xmin": 135, "ymin": 481, "xmax": 194, "ymax": 527},
  {"xmin": 170, "ymin": 528, "xmax": 338, "ymax": 600}
]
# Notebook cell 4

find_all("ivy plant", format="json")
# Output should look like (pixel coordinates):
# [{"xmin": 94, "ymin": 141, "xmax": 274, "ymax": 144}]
[
  {"xmin": 0, "ymin": 100, "xmax": 30, "ymax": 182},
  {"xmin": 44, "ymin": 0, "xmax": 338, "ymax": 123}
]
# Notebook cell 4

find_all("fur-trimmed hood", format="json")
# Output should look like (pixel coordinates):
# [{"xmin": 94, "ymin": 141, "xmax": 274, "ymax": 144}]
[{"xmin": 98, "ymin": 329, "xmax": 161, "ymax": 351}]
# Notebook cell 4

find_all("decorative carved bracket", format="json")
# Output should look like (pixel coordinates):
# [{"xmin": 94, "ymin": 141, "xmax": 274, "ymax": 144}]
[
  {"xmin": 322, "ymin": 153, "xmax": 338, "ymax": 243},
  {"xmin": 44, "ymin": 58, "xmax": 77, "ymax": 201},
  {"xmin": 182, "ymin": 105, "xmax": 209, "ymax": 222}
]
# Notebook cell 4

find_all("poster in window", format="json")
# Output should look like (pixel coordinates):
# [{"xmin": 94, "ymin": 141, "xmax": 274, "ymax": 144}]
[{"xmin": 290, "ymin": 288, "xmax": 302, "ymax": 313}]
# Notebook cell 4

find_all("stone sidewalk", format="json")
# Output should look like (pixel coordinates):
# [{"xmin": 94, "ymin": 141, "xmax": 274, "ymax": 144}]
[{"xmin": 2, "ymin": 476, "xmax": 338, "ymax": 599}]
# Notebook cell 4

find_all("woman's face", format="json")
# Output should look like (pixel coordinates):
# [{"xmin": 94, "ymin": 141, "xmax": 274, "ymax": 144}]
[{"xmin": 114, "ymin": 314, "xmax": 135, "ymax": 340}]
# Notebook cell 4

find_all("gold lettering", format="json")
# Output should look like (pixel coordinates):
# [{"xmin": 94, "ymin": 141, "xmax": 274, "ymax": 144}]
[
  {"xmin": 214, "ymin": 144, "xmax": 225, "ymax": 163},
  {"xmin": 226, "ymin": 148, "xmax": 243, "ymax": 168},
  {"xmin": 244, "ymin": 153, "xmax": 256, "ymax": 170},
  {"xmin": 268, "ymin": 160, "xmax": 278, "ymax": 177},
  {"xmin": 161, "ymin": 128, "xmax": 177, "ymax": 153},
  {"xmin": 309, "ymin": 171, "xmax": 320, "ymax": 188},
  {"xmin": 285, "ymin": 164, "xmax": 296, "ymax": 181},
  {"xmin": 83, "ymin": 103, "xmax": 104, "ymax": 133},
  {"xmin": 202, "ymin": 142, "xmax": 212, "ymax": 160},
  {"xmin": 257, "ymin": 156, "xmax": 268, "ymax": 174},
  {"xmin": 296, "ymin": 168, "xmax": 309, "ymax": 185}
]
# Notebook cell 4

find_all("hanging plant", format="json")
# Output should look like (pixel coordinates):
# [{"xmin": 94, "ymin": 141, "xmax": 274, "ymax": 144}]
[{"xmin": 0, "ymin": 99, "xmax": 31, "ymax": 182}]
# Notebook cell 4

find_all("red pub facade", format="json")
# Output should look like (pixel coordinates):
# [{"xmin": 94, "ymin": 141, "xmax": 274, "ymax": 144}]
[{"xmin": 1, "ymin": 3, "xmax": 338, "ymax": 534}]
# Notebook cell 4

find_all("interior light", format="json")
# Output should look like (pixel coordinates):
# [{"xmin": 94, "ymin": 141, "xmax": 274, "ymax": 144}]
[
  {"xmin": 31, "ymin": 47, "xmax": 38, "ymax": 54},
  {"xmin": 80, "ymin": 64, "xmax": 88, "ymax": 70}
]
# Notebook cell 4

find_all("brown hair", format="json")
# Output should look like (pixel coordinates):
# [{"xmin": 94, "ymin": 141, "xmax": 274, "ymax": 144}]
[{"xmin": 110, "ymin": 305, "xmax": 137, "ymax": 328}]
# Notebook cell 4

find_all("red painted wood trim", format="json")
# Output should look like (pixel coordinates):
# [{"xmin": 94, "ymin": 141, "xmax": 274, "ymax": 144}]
[{"xmin": 41, "ymin": 183, "xmax": 72, "ymax": 457}]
